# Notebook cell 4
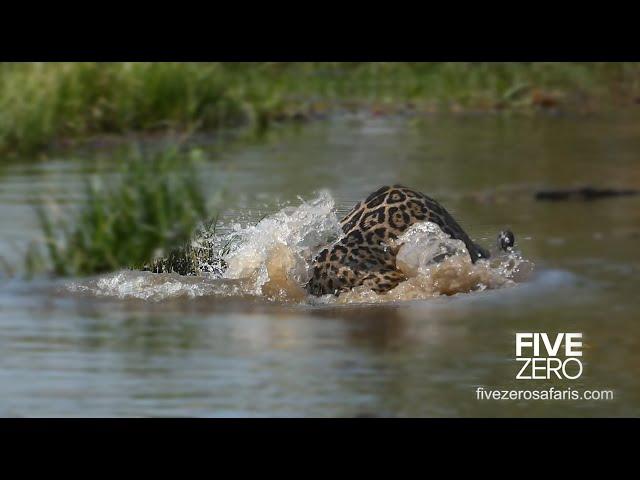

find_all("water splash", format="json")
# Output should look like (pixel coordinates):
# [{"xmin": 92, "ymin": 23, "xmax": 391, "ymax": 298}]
[
  {"xmin": 220, "ymin": 190, "xmax": 342, "ymax": 300},
  {"xmin": 67, "ymin": 193, "xmax": 533, "ymax": 304},
  {"xmin": 67, "ymin": 270, "xmax": 253, "ymax": 301},
  {"xmin": 334, "ymin": 221, "xmax": 534, "ymax": 304}
]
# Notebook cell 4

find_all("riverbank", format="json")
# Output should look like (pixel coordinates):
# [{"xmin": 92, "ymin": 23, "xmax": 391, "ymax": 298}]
[{"xmin": 2, "ymin": 62, "xmax": 639, "ymax": 156}]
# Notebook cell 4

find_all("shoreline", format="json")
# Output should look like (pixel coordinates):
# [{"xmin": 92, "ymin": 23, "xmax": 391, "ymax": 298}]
[
  {"xmin": 8, "ymin": 101, "xmax": 640, "ymax": 163},
  {"xmin": 2, "ymin": 62, "xmax": 640, "ymax": 157}
]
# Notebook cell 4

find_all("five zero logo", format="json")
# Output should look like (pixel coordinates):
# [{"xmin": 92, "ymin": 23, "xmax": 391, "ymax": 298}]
[{"xmin": 515, "ymin": 333, "xmax": 583, "ymax": 380}]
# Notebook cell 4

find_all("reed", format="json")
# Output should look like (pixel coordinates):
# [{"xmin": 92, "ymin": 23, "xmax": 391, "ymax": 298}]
[{"xmin": 25, "ymin": 147, "xmax": 215, "ymax": 276}]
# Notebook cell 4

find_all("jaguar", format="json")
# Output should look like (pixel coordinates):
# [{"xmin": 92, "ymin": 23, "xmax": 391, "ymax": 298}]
[{"xmin": 306, "ymin": 185, "xmax": 514, "ymax": 296}]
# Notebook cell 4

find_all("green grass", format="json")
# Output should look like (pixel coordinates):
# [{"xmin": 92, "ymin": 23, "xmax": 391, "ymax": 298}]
[
  {"xmin": 11, "ymin": 62, "xmax": 640, "ymax": 278},
  {"xmin": 8, "ymin": 62, "xmax": 640, "ymax": 277},
  {"xmin": 1, "ymin": 62, "xmax": 640, "ymax": 155},
  {"xmin": 25, "ymin": 147, "xmax": 216, "ymax": 277}
]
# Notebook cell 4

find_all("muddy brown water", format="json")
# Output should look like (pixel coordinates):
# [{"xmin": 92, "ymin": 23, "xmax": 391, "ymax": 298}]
[{"xmin": 1, "ymin": 112, "xmax": 640, "ymax": 417}]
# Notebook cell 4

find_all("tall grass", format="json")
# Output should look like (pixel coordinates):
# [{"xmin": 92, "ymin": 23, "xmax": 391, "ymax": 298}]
[
  {"xmin": 1, "ymin": 62, "xmax": 639, "ymax": 155},
  {"xmin": 0, "ymin": 63, "xmax": 245, "ymax": 154},
  {"xmin": 26, "ymin": 147, "xmax": 215, "ymax": 276}
]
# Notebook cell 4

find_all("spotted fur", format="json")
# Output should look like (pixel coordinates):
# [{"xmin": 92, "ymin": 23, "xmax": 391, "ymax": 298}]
[{"xmin": 306, "ymin": 185, "xmax": 490, "ymax": 296}]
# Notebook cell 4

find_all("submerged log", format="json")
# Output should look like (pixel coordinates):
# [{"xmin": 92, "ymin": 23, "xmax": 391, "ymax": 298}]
[{"xmin": 535, "ymin": 186, "xmax": 640, "ymax": 201}]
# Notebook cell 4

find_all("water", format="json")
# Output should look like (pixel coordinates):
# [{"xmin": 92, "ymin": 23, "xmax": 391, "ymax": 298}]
[{"xmin": 1, "ymin": 112, "xmax": 640, "ymax": 417}]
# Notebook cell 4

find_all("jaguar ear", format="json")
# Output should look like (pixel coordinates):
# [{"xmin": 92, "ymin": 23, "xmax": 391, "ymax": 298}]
[{"xmin": 497, "ymin": 230, "xmax": 515, "ymax": 251}]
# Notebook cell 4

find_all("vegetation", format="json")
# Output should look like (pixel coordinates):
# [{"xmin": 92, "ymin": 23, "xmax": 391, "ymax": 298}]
[
  {"xmin": 25, "ymin": 148, "xmax": 215, "ymax": 276},
  {"xmin": 9, "ymin": 62, "xmax": 640, "ymax": 278},
  {"xmin": 2, "ymin": 62, "xmax": 640, "ymax": 155}
]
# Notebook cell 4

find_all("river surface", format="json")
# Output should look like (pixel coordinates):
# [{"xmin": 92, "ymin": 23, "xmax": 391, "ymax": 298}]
[{"xmin": 1, "ymin": 112, "xmax": 639, "ymax": 417}]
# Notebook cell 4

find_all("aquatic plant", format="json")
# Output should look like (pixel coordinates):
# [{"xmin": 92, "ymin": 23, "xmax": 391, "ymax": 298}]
[
  {"xmin": 26, "ymin": 147, "xmax": 216, "ymax": 277},
  {"xmin": 1, "ymin": 62, "xmax": 639, "ymax": 155}
]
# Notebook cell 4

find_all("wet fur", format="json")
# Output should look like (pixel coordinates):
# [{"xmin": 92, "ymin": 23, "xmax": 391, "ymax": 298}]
[{"xmin": 306, "ymin": 185, "xmax": 489, "ymax": 296}]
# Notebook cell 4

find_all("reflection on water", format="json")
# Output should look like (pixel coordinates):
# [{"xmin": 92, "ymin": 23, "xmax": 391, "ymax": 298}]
[{"xmin": 1, "ymin": 112, "xmax": 640, "ymax": 416}]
